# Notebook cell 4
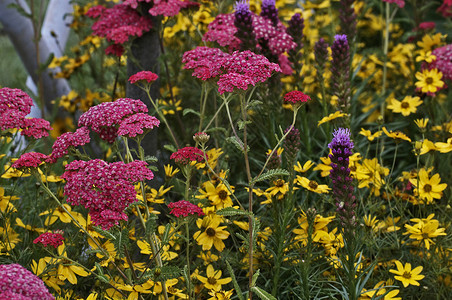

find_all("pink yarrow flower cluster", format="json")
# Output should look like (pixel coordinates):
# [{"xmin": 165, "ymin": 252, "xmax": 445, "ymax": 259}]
[
  {"xmin": 426, "ymin": 44, "xmax": 452, "ymax": 82},
  {"xmin": 78, "ymin": 98, "xmax": 158, "ymax": 143},
  {"xmin": 284, "ymin": 91, "xmax": 311, "ymax": 104},
  {"xmin": 182, "ymin": 47, "xmax": 281, "ymax": 94},
  {"xmin": 47, "ymin": 127, "xmax": 91, "ymax": 163},
  {"xmin": 12, "ymin": 152, "xmax": 47, "ymax": 169},
  {"xmin": 0, "ymin": 87, "xmax": 52, "ymax": 138},
  {"xmin": 123, "ymin": 0, "xmax": 199, "ymax": 17},
  {"xmin": 204, "ymin": 13, "xmax": 296, "ymax": 56},
  {"xmin": 33, "ymin": 232, "xmax": 65, "ymax": 248},
  {"xmin": 0, "ymin": 264, "xmax": 54, "ymax": 300},
  {"xmin": 128, "ymin": 71, "xmax": 159, "ymax": 84},
  {"xmin": 170, "ymin": 147, "xmax": 204, "ymax": 165},
  {"xmin": 86, "ymin": 4, "xmax": 153, "ymax": 56},
  {"xmin": 61, "ymin": 159, "xmax": 153, "ymax": 230},
  {"xmin": 168, "ymin": 200, "xmax": 204, "ymax": 217}
]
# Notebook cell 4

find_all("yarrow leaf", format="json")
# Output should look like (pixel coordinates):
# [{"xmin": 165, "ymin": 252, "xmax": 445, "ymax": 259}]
[
  {"xmin": 226, "ymin": 260, "xmax": 245, "ymax": 300},
  {"xmin": 251, "ymin": 168, "xmax": 289, "ymax": 185},
  {"xmin": 183, "ymin": 108, "xmax": 201, "ymax": 117},
  {"xmin": 216, "ymin": 207, "xmax": 250, "ymax": 216}
]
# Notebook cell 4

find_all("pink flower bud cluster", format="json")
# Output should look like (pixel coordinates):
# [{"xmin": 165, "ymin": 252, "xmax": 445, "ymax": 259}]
[
  {"xmin": 0, "ymin": 264, "xmax": 54, "ymax": 300},
  {"xmin": 168, "ymin": 200, "xmax": 205, "ymax": 217},
  {"xmin": 47, "ymin": 127, "xmax": 91, "ymax": 163},
  {"xmin": 117, "ymin": 113, "xmax": 160, "ymax": 138},
  {"xmin": 86, "ymin": 4, "xmax": 153, "ymax": 56},
  {"xmin": 128, "ymin": 71, "xmax": 159, "ymax": 84},
  {"xmin": 427, "ymin": 44, "xmax": 452, "ymax": 82},
  {"xmin": 61, "ymin": 159, "xmax": 153, "ymax": 230},
  {"xmin": 183, "ymin": 47, "xmax": 281, "ymax": 94},
  {"xmin": 283, "ymin": 91, "xmax": 311, "ymax": 104},
  {"xmin": 33, "ymin": 232, "xmax": 65, "ymax": 248},
  {"xmin": 12, "ymin": 152, "xmax": 48, "ymax": 169},
  {"xmin": 0, "ymin": 87, "xmax": 52, "ymax": 138},
  {"xmin": 78, "ymin": 98, "xmax": 152, "ymax": 143},
  {"xmin": 123, "ymin": 0, "xmax": 199, "ymax": 17},
  {"xmin": 170, "ymin": 147, "xmax": 204, "ymax": 165},
  {"xmin": 203, "ymin": 12, "xmax": 296, "ymax": 56}
]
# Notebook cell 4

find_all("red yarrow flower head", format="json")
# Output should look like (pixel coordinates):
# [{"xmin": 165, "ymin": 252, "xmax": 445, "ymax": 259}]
[
  {"xmin": 117, "ymin": 113, "xmax": 160, "ymax": 138},
  {"xmin": 128, "ymin": 71, "xmax": 159, "ymax": 85},
  {"xmin": 217, "ymin": 73, "xmax": 255, "ymax": 95},
  {"xmin": 78, "ymin": 98, "xmax": 149, "ymax": 143},
  {"xmin": 427, "ymin": 44, "xmax": 452, "ymax": 82},
  {"xmin": 12, "ymin": 152, "xmax": 48, "ymax": 169},
  {"xmin": 382, "ymin": 0, "xmax": 405, "ymax": 8},
  {"xmin": 170, "ymin": 147, "xmax": 204, "ymax": 166},
  {"xmin": 33, "ymin": 232, "xmax": 65, "ymax": 248},
  {"xmin": 168, "ymin": 200, "xmax": 204, "ymax": 218},
  {"xmin": 438, "ymin": 0, "xmax": 452, "ymax": 17},
  {"xmin": 0, "ymin": 264, "xmax": 54, "ymax": 300},
  {"xmin": 61, "ymin": 159, "xmax": 153, "ymax": 230},
  {"xmin": 284, "ymin": 91, "xmax": 310, "ymax": 110},
  {"xmin": 21, "ymin": 118, "xmax": 52, "ymax": 139},
  {"xmin": 47, "ymin": 127, "xmax": 91, "ymax": 163}
]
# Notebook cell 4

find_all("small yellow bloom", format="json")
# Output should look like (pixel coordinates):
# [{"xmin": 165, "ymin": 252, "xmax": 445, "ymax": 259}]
[
  {"xmin": 409, "ymin": 168, "xmax": 447, "ymax": 203},
  {"xmin": 194, "ymin": 217, "xmax": 230, "ymax": 251},
  {"xmin": 317, "ymin": 111, "xmax": 346, "ymax": 126},
  {"xmin": 359, "ymin": 128, "xmax": 382, "ymax": 141},
  {"xmin": 382, "ymin": 127, "xmax": 411, "ymax": 142},
  {"xmin": 415, "ymin": 68, "xmax": 445, "ymax": 94},
  {"xmin": 197, "ymin": 264, "xmax": 232, "ymax": 291},
  {"xmin": 417, "ymin": 33, "xmax": 446, "ymax": 51},
  {"xmin": 387, "ymin": 96, "xmax": 422, "ymax": 116},
  {"xmin": 435, "ymin": 137, "xmax": 452, "ymax": 153},
  {"xmin": 404, "ymin": 214, "xmax": 446, "ymax": 249},
  {"xmin": 296, "ymin": 176, "xmax": 330, "ymax": 193},
  {"xmin": 414, "ymin": 118, "xmax": 429, "ymax": 130},
  {"xmin": 415, "ymin": 50, "xmax": 436, "ymax": 63},
  {"xmin": 294, "ymin": 160, "xmax": 315, "ymax": 173},
  {"xmin": 164, "ymin": 164, "xmax": 179, "ymax": 178},
  {"xmin": 389, "ymin": 260, "xmax": 424, "ymax": 287}
]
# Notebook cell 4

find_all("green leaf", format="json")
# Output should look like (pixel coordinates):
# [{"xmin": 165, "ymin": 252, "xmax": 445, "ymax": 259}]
[
  {"xmin": 226, "ymin": 136, "xmax": 249, "ymax": 153},
  {"xmin": 251, "ymin": 286, "xmax": 277, "ymax": 300},
  {"xmin": 216, "ymin": 207, "xmax": 250, "ymax": 217},
  {"xmin": 238, "ymin": 120, "xmax": 252, "ymax": 130},
  {"xmin": 251, "ymin": 269, "xmax": 260, "ymax": 287},
  {"xmin": 161, "ymin": 223, "xmax": 172, "ymax": 245},
  {"xmin": 183, "ymin": 108, "xmax": 200, "ymax": 117},
  {"xmin": 92, "ymin": 226, "xmax": 116, "ymax": 241},
  {"xmin": 246, "ymin": 100, "xmax": 263, "ymax": 110},
  {"xmin": 144, "ymin": 155, "xmax": 158, "ymax": 163},
  {"xmin": 251, "ymin": 168, "xmax": 289, "ymax": 185},
  {"xmin": 164, "ymin": 144, "xmax": 177, "ymax": 153},
  {"xmin": 226, "ymin": 260, "xmax": 245, "ymax": 300}
]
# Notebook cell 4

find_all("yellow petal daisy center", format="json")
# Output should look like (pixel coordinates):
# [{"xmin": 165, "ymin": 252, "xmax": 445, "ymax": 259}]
[
  {"xmin": 403, "ymin": 271, "xmax": 412, "ymax": 279},
  {"xmin": 309, "ymin": 181, "xmax": 318, "ymax": 189},
  {"xmin": 423, "ymin": 184, "xmax": 432, "ymax": 193},
  {"xmin": 218, "ymin": 190, "xmax": 228, "ymax": 200},
  {"xmin": 425, "ymin": 77, "xmax": 433, "ymax": 84},
  {"xmin": 401, "ymin": 102, "xmax": 409, "ymax": 109},
  {"xmin": 208, "ymin": 277, "xmax": 218, "ymax": 285}
]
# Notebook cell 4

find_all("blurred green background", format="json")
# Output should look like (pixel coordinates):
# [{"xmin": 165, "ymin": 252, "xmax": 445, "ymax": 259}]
[{"xmin": 0, "ymin": 25, "xmax": 28, "ymax": 90}]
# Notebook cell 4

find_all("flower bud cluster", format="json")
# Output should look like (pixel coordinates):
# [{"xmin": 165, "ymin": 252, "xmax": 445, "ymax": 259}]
[
  {"xmin": 283, "ymin": 126, "xmax": 301, "ymax": 163},
  {"xmin": 168, "ymin": 200, "xmax": 205, "ymax": 218},
  {"xmin": 331, "ymin": 35, "xmax": 352, "ymax": 112},
  {"xmin": 47, "ymin": 127, "xmax": 91, "ymax": 163},
  {"xmin": 33, "ymin": 232, "xmax": 65, "ymax": 248},
  {"xmin": 61, "ymin": 159, "xmax": 153, "ymax": 229},
  {"xmin": 261, "ymin": 0, "xmax": 279, "ymax": 27},
  {"xmin": 0, "ymin": 263, "xmax": 54, "ymax": 300}
]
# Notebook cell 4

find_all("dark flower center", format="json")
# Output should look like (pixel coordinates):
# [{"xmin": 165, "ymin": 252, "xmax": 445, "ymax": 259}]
[
  {"xmin": 309, "ymin": 181, "xmax": 318, "ymax": 189},
  {"xmin": 207, "ymin": 277, "xmax": 217, "ymax": 285},
  {"xmin": 423, "ymin": 184, "xmax": 432, "ymax": 193},
  {"xmin": 425, "ymin": 77, "xmax": 434, "ymax": 85},
  {"xmin": 401, "ymin": 102, "xmax": 410, "ymax": 109},
  {"xmin": 206, "ymin": 227, "xmax": 216, "ymax": 237},
  {"xmin": 275, "ymin": 179, "xmax": 284, "ymax": 187},
  {"xmin": 218, "ymin": 190, "xmax": 228, "ymax": 200},
  {"xmin": 402, "ymin": 271, "xmax": 412, "ymax": 279}
]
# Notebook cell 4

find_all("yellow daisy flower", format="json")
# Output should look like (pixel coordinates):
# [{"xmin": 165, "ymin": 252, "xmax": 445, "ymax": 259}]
[
  {"xmin": 317, "ymin": 111, "xmax": 347, "ymax": 126},
  {"xmin": 197, "ymin": 181, "xmax": 234, "ymax": 209},
  {"xmin": 415, "ymin": 50, "xmax": 436, "ymax": 63},
  {"xmin": 409, "ymin": 168, "xmax": 447, "ymax": 203},
  {"xmin": 296, "ymin": 176, "xmax": 330, "ymax": 193},
  {"xmin": 265, "ymin": 179, "xmax": 289, "ymax": 198},
  {"xmin": 435, "ymin": 137, "xmax": 452, "ymax": 153},
  {"xmin": 382, "ymin": 127, "xmax": 411, "ymax": 142},
  {"xmin": 414, "ymin": 118, "xmax": 429, "ymax": 130},
  {"xmin": 387, "ymin": 96, "xmax": 422, "ymax": 116},
  {"xmin": 359, "ymin": 128, "xmax": 383, "ymax": 141},
  {"xmin": 208, "ymin": 289, "xmax": 234, "ymax": 300},
  {"xmin": 403, "ymin": 214, "xmax": 446, "ymax": 249},
  {"xmin": 389, "ymin": 261, "xmax": 424, "ymax": 287},
  {"xmin": 164, "ymin": 164, "xmax": 179, "ymax": 178},
  {"xmin": 294, "ymin": 160, "xmax": 315, "ymax": 173},
  {"xmin": 194, "ymin": 217, "xmax": 230, "ymax": 252},
  {"xmin": 197, "ymin": 264, "xmax": 232, "ymax": 291},
  {"xmin": 415, "ymin": 68, "xmax": 444, "ymax": 94},
  {"xmin": 416, "ymin": 33, "xmax": 445, "ymax": 51}
]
